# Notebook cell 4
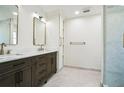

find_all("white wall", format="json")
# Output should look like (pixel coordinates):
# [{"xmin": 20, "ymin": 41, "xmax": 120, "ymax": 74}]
[
  {"xmin": 46, "ymin": 11, "xmax": 59, "ymax": 50},
  {"xmin": 64, "ymin": 15, "xmax": 102, "ymax": 70},
  {"xmin": 5, "ymin": 5, "xmax": 59, "ymax": 54},
  {"xmin": 46, "ymin": 11, "xmax": 64, "ymax": 71},
  {"xmin": 6, "ymin": 6, "xmax": 45, "ymax": 53}
]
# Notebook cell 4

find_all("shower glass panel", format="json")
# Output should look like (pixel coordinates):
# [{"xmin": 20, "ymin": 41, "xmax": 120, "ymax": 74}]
[{"xmin": 104, "ymin": 6, "xmax": 124, "ymax": 87}]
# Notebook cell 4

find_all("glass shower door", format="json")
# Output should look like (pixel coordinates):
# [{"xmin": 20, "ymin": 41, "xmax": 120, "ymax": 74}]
[{"xmin": 104, "ymin": 6, "xmax": 124, "ymax": 87}]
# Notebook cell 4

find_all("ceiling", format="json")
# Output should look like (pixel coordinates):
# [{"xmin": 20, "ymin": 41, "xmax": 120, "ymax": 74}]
[{"xmin": 40, "ymin": 5, "xmax": 102, "ymax": 19}]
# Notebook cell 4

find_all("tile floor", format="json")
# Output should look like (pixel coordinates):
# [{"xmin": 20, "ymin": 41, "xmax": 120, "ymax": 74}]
[{"xmin": 43, "ymin": 67, "xmax": 101, "ymax": 87}]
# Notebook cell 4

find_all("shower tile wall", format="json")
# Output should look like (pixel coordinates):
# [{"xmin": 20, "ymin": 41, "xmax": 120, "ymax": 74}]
[{"xmin": 104, "ymin": 6, "xmax": 124, "ymax": 87}]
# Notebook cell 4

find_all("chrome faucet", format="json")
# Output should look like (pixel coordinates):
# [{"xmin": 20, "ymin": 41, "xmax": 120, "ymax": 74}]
[{"xmin": 0, "ymin": 43, "xmax": 7, "ymax": 55}]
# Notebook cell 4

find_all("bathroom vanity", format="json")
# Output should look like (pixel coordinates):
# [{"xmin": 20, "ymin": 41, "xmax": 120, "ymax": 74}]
[
  {"xmin": 0, "ymin": 51, "xmax": 57, "ymax": 87},
  {"xmin": 0, "ymin": 5, "xmax": 57, "ymax": 87}
]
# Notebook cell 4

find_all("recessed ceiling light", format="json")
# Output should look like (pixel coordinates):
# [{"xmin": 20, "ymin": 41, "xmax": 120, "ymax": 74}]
[{"xmin": 75, "ymin": 11, "xmax": 80, "ymax": 15}]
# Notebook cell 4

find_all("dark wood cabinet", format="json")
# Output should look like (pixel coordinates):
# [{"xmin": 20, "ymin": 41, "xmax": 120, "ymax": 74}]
[
  {"xmin": 13, "ymin": 58, "xmax": 32, "ymax": 87},
  {"xmin": 15, "ymin": 66, "xmax": 31, "ymax": 87},
  {"xmin": 46, "ymin": 56, "xmax": 52, "ymax": 79},
  {"xmin": 0, "ymin": 71, "xmax": 16, "ymax": 87},
  {"xmin": 46, "ymin": 53, "xmax": 57, "ymax": 79},
  {"xmin": 51, "ymin": 53, "xmax": 57, "ymax": 74},
  {"xmin": 0, "ymin": 58, "xmax": 32, "ymax": 87},
  {"xmin": 0, "ymin": 52, "xmax": 57, "ymax": 87},
  {"xmin": 31, "ymin": 52, "xmax": 57, "ymax": 86},
  {"xmin": 32, "ymin": 55, "xmax": 48, "ymax": 86}
]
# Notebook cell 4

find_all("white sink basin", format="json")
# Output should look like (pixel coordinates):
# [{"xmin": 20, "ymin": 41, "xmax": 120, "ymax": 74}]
[
  {"xmin": 14, "ymin": 53, "xmax": 24, "ymax": 55},
  {"xmin": 0, "ymin": 55, "xmax": 13, "ymax": 59},
  {"xmin": 0, "ymin": 53, "xmax": 24, "ymax": 60}
]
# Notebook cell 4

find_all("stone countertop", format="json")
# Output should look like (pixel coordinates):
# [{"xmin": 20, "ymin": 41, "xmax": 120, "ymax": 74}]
[{"xmin": 0, "ymin": 50, "xmax": 58, "ymax": 63}]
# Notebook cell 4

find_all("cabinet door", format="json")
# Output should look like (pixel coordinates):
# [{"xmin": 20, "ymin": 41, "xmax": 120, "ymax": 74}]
[
  {"xmin": 15, "ymin": 67, "xmax": 32, "ymax": 87},
  {"xmin": 51, "ymin": 53, "xmax": 57, "ymax": 74},
  {"xmin": 0, "ymin": 72, "xmax": 15, "ymax": 87},
  {"xmin": 31, "ymin": 59, "xmax": 37, "ymax": 86},
  {"xmin": 47, "ymin": 53, "xmax": 57, "ymax": 78},
  {"xmin": 46, "ymin": 57, "xmax": 52, "ymax": 79},
  {"xmin": 20, "ymin": 67, "xmax": 31, "ymax": 87}
]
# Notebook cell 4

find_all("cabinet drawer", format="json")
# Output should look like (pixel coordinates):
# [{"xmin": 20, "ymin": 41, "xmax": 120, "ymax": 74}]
[
  {"xmin": 0, "ymin": 62, "xmax": 15, "ymax": 75},
  {"xmin": 13, "ymin": 58, "xmax": 31, "ymax": 69},
  {"xmin": 38, "ymin": 70, "xmax": 46, "ymax": 78},
  {"xmin": 36, "ymin": 62, "xmax": 47, "ymax": 79},
  {"xmin": 36, "ymin": 55, "xmax": 47, "ymax": 71},
  {"xmin": 36, "ymin": 55, "xmax": 46, "ymax": 63},
  {"xmin": 37, "ymin": 62, "xmax": 47, "ymax": 71},
  {"xmin": 0, "ymin": 71, "xmax": 16, "ymax": 87},
  {"xmin": 0, "ymin": 58, "xmax": 31, "ymax": 76},
  {"xmin": 37, "ymin": 68, "xmax": 46, "ymax": 76}
]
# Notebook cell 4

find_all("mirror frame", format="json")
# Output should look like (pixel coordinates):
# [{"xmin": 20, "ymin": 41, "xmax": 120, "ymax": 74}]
[
  {"xmin": 33, "ymin": 17, "xmax": 46, "ymax": 46},
  {"xmin": 15, "ymin": 5, "xmax": 19, "ymax": 45},
  {"xmin": 0, "ymin": 5, "xmax": 19, "ymax": 45}
]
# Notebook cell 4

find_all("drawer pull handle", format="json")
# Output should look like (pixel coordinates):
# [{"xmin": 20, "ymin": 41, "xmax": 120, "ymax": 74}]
[
  {"xmin": 20, "ymin": 71, "xmax": 23, "ymax": 82},
  {"xmin": 15, "ymin": 72, "xmax": 20, "ymax": 83}
]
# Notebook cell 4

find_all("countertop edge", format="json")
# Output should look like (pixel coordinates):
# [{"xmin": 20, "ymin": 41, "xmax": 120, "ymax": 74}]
[{"xmin": 0, "ymin": 50, "xmax": 58, "ymax": 64}]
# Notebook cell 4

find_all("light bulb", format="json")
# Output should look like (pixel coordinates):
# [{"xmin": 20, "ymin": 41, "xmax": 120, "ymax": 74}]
[
  {"xmin": 12, "ymin": 12, "xmax": 18, "ymax": 15},
  {"xmin": 32, "ymin": 12, "xmax": 39, "ymax": 18},
  {"xmin": 75, "ymin": 11, "xmax": 80, "ymax": 15}
]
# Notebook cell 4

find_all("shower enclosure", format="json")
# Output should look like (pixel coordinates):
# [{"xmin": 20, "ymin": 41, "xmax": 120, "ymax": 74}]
[{"xmin": 103, "ymin": 6, "xmax": 124, "ymax": 87}]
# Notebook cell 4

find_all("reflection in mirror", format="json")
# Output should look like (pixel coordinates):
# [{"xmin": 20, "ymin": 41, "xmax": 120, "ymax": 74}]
[
  {"xmin": 33, "ymin": 17, "xmax": 46, "ymax": 46},
  {"xmin": 0, "ymin": 5, "xmax": 18, "ymax": 45}
]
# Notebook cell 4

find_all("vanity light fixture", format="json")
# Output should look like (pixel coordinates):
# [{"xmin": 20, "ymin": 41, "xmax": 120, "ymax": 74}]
[
  {"xmin": 83, "ymin": 9, "xmax": 90, "ymax": 13},
  {"xmin": 41, "ymin": 18, "xmax": 46, "ymax": 23},
  {"xmin": 75, "ymin": 11, "xmax": 80, "ymax": 15},
  {"xmin": 39, "ymin": 16, "xmax": 46, "ymax": 23},
  {"xmin": 12, "ymin": 12, "xmax": 18, "ymax": 15},
  {"xmin": 33, "ymin": 13, "xmax": 47, "ymax": 23}
]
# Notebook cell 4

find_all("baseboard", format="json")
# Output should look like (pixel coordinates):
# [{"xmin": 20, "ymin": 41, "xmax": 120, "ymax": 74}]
[
  {"xmin": 64, "ymin": 65, "xmax": 101, "ymax": 72},
  {"xmin": 103, "ymin": 84, "xmax": 109, "ymax": 87},
  {"xmin": 57, "ymin": 66, "xmax": 64, "ymax": 72}
]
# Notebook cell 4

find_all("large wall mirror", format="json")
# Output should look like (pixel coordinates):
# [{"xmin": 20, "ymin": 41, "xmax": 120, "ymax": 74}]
[
  {"xmin": 0, "ymin": 5, "xmax": 18, "ymax": 45},
  {"xmin": 33, "ymin": 17, "xmax": 46, "ymax": 46}
]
